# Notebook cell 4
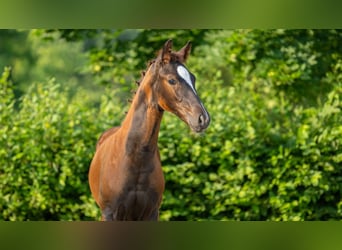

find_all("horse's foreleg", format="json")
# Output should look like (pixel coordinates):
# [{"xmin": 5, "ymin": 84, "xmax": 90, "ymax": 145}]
[
  {"xmin": 101, "ymin": 206, "xmax": 114, "ymax": 221},
  {"xmin": 148, "ymin": 209, "xmax": 159, "ymax": 221}
]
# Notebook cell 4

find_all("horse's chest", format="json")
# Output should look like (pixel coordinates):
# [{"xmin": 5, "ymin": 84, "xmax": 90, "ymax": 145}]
[
  {"xmin": 100, "ymin": 152, "xmax": 164, "ymax": 220},
  {"xmin": 114, "ymin": 172, "xmax": 160, "ymax": 220}
]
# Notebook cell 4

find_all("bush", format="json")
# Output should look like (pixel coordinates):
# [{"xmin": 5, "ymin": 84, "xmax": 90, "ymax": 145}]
[
  {"xmin": 159, "ymin": 76, "xmax": 342, "ymax": 220},
  {"xmin": 159, "ymin": 30, "xmax": 342, "ymax": 220},
  {"xmin": 0, "ymin": 68, "xmax": 123, "ymax": 220}
]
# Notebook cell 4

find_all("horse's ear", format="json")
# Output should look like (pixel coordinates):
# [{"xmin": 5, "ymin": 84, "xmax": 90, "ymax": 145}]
[
  {"xmin": 158, "ymin": 39, "xmax": 173, "ymax": 64},
  {"xmin": 177, "ymin": 41, "xmax": 192, "ymax": 62}
]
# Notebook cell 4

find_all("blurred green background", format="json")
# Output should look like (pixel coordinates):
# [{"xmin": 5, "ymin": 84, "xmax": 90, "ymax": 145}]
[{"xmin": 0, "ymin": 29, "xmax": 341, "ymax": 221}]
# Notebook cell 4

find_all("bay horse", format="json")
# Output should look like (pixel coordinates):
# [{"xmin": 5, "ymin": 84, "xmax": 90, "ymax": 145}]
[{"xmin": 88, "ymin": 39, "xmax": 210, "ymax": 221}]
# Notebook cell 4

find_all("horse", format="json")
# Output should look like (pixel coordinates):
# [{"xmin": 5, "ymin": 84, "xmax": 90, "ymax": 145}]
[{"xmin": 88, "ymin": 39, "xmax": 210, "ymax": 221}]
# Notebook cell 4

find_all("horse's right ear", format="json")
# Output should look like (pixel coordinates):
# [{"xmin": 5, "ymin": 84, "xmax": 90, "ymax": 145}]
[
  {"xmin": 158, "ymin": 39, "xmax": 173, "ymax": 64},
  {"xmin": 177, "ymin": 41, "xmax": 192, "ymax": 63}
]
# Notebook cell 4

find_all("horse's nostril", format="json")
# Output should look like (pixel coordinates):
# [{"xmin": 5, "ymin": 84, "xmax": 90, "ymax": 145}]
[{"xmin": 199, "ymin": 114, "xmax": 204, "ymax": 125}]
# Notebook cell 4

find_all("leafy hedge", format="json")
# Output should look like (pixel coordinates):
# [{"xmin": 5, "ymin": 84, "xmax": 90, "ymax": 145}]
[
  {"xmin": 0, "ymin": 68, "xmax": 125, "ymax": 220},
  {"xmin": 158, "ymin": 30, "xmax": 342, "ymax": 220},
  {"xmin": 159, "ymin": 74, "xmax": 342, "ymax": 220},
  {"xmin": 1, "ymin": 30, "xmax": 341, "ymax": 220}
]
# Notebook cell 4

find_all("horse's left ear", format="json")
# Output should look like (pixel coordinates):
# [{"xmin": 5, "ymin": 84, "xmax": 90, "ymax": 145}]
[
  {"xmin": 158, "ymin": 39, "xmax": 173, "ymax": 64},
  {"xmin": 177, "ymin": 41, "xmax": 192, "ymax": 62}
]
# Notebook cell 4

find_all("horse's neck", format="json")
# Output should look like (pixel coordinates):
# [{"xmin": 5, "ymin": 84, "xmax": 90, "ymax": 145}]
[{"xmin": 121, "ymin": 78, "xmax": 163, "ymax": 155}]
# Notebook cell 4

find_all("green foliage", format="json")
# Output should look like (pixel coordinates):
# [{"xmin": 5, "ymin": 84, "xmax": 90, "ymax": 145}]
[
  {"xmin": 159, "ymin": 30, "xmax": 342, "ymax": 220},
  {"xmin": 159, "ymin": 78, "xmax": 342, "ymax": 220},
  {"xmin": 0, "ymin": 72, "xmax": 123, "ymax": 220},
  {"xmin": 35, "ymin": 29, "xmax": 208, "ymax": 101},
  {"xmin": 0, "ymin": 30, "xmax": 36, "ymax": 97},
  {"xmin": 225, "ymin": 29, "xmax": 342, "ymax": 106},
  {"xmin": 0, "ymin": 30, "xmax": 97, "ymax": 102},
  {"xmin": 1, "ymin": 29, "xmax": 342, "ymax": 220}
]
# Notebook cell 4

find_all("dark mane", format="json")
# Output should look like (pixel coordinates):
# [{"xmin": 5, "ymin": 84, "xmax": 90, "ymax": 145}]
[{"xmin": 135, "ymin": 59, "xmax": 155, "ymax": 86}]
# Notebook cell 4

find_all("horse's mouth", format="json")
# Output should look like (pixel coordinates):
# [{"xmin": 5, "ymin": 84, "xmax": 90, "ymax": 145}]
[
  {"xmin": 189, "ymin": 123, "xmax": 209, "ymax": 133},
  {"xmin": 192, "ymin": 127, "xmax": 205, "ymax": 133}
]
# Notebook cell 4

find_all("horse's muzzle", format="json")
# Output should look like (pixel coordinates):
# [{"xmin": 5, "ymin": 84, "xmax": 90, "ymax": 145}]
[{"xmin": 191, "ymin": 109, "xmax": 210, "ymax": 133}]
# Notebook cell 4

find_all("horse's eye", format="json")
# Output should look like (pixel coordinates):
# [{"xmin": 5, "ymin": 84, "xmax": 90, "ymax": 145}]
[{"xmin": 168, "ymin": 79, "xmax": 176, "ymax": 85}]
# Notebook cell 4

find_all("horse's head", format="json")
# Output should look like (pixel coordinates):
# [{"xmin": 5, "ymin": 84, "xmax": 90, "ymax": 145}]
[{"xmin": 152, "ymin": 39, "xmax": 210, "ymax": 133}]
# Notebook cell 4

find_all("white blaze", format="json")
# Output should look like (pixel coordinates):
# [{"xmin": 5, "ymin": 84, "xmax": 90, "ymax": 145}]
[{"xmin": 177, "ymin": 65, "xmax": 196, "ymax": 94}]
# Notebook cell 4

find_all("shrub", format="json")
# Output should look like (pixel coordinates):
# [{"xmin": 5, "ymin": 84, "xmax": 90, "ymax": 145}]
[
  {"xmin": 159, "ymin": 30, "xmax": 342, "ymax": 220},
  {"xmin": 0, "ymin": 69, "xmax": 123, "ymax": 220}
]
